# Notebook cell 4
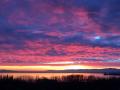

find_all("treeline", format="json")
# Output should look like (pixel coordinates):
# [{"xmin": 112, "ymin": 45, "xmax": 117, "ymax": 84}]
[{"xmin": 0, "ymin": 75, "xmax": 120, "ymax": 90}]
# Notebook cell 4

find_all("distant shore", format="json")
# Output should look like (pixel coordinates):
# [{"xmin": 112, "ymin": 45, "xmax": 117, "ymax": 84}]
[{"xmin": 0, "ymin": 68, "xmax": 120, "ymax": 76}]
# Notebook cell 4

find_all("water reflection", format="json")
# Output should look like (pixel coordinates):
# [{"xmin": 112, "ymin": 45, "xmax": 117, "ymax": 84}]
[{"xmin": 0, "ymin": 73, "xmax": 120, "ymax": 80}]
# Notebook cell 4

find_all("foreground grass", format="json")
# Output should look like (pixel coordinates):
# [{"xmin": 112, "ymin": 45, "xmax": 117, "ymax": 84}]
[{"xmin": 0, "ymin": 75, "xmax": 120, "ymax": 90}]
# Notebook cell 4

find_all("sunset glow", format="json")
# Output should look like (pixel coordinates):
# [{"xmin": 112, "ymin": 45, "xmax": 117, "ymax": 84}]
[
  {"xmin": 0, "ymin": 65, "xmax": 93, "ymax": 71},
  {"xmin": 0, "ymin": 0, "xmax": 120, "ymax": 71}
]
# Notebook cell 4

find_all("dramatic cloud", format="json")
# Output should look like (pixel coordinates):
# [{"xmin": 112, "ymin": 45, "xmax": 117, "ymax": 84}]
[{"xmin": 0, "ymin": 0, "xmax": 120, "ymax": 68}]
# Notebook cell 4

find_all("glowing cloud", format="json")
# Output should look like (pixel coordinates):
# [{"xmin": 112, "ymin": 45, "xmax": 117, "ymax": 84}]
[{"xmin": 0, "ymin": 0, "xmax": 120, "ymax": 70}]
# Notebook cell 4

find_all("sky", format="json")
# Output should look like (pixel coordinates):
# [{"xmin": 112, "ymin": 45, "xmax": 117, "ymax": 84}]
[{"xmin": 0, "ymin": 0, "xmax": 120, "ymax": 70}]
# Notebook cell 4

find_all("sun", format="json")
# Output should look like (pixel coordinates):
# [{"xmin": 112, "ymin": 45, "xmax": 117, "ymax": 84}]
[{"xmin": 64, "ymin": 65, "xmax": 86, "ymax": 70}]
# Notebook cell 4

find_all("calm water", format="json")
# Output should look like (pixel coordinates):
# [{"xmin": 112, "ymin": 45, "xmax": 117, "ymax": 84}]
[{"xmin": 0, "ymin": 73, "xmax": 120, "ymax": 80}]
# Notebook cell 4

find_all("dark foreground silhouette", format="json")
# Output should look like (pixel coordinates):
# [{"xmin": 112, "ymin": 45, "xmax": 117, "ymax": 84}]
[{"xmin": 0, "ymin": 75, "xmax": 120, "ymax": 90}]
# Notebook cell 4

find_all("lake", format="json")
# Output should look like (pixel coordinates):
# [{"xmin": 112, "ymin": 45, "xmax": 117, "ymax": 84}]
[{"xmin": 0, "ymin": 73, "xmax": 120, "ymax": 80}]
